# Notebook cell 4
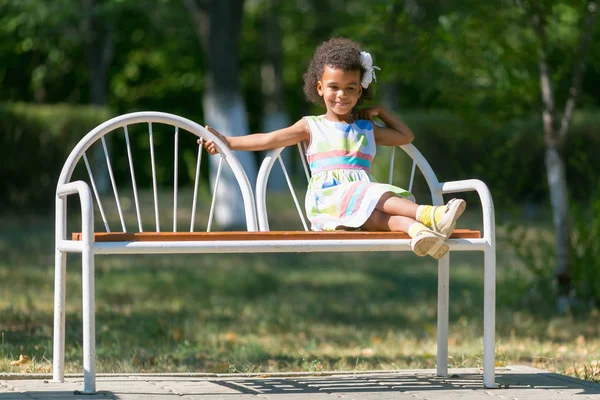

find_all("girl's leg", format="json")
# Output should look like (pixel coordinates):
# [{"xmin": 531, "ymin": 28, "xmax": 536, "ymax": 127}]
[
  {"xmin": 361, "ymin": 208, "xmax": 414, "ymax": 232},
  {"xmin": 362, "ymin": 209, "xmax": 449, "ymax": 259},
  {"xmin": 376, "ymin": 193, "xmax": 466, "ymax": 239},
  {"xmin": 375, "ymin": 193, "xmax": 418, "ymax": 218}
]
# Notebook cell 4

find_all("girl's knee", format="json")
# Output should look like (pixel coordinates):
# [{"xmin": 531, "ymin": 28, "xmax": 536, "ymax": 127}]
[
  {"xmin": 362, "ymin": 209, "xmax": 389, "ymax": 231},
  {"xmin": 376, "ymin": 192, "xmax": 395, "ymax": 208}
]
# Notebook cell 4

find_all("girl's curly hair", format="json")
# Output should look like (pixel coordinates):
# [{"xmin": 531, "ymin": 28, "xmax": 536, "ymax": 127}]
[{"xmin": 303, "ymin": 37, "xmax": 373, "ymax": 106}]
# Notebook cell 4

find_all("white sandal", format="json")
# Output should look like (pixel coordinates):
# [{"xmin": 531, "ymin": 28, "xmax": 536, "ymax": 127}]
[
  {"xmin": 431, "ymin": 198, "xmax": 466, "ymax": 239},
  {"xmin": 411, "ymin": 229, "xmax": 449, "ymax": 259}
]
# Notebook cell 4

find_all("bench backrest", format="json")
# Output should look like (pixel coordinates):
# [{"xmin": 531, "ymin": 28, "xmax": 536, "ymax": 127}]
[
  {"xmin": 256, "ymin": 141, "xmax": 445, "ymax": 231},
  {"xmin": 56, "ymin": 112, "xmax": 258, "ymax": 233}
]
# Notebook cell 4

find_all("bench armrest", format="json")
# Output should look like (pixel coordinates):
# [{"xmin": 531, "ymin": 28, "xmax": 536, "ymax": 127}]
[
  {"xmin": 56, "ymin": 181, "xmax": 95, "ymax": 248},
  {"xmin": 440, "ymin": 179, "xmax": 495, "ymax": 243}
]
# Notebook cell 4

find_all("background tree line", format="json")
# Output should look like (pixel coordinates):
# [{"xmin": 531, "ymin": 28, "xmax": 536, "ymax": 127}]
[{"xmin": 1, "ymin": 0, "xmax": 599, "ymax": 308}]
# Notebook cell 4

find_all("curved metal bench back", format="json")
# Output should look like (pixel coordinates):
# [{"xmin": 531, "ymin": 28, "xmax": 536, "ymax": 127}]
[
  {"xmin": 56, "ymin": 112, "xmax": 258, "ymax": 233},
  {"xmin": 256, "ymin": 142, "xmax": 444, "ymax": 231}
]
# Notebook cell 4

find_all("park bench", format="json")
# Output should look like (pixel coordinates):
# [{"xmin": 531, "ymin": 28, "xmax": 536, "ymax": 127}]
[{"xmin": 52, "ymin": 112, "xmax": 496, "ymax": 394}]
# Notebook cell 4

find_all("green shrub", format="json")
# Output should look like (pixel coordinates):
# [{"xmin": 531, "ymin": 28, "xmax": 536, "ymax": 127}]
[
  {"xmin": 2, "ymin": 104, "xmax": 598, "ymax": 212},
  {"xmin": 505, "ymin": 189, "xmax": 600, "ymax": 311},
  {"xmin": 0, "ymin": 102, "xmax": 112, "ymax": 212},
  {"xmin": 571, "ymin": 189, "xmax": 600, "ymax": 306},
  {"xmin": 504, "ymin": 219, "xmax": 556, "ymax": 310}
]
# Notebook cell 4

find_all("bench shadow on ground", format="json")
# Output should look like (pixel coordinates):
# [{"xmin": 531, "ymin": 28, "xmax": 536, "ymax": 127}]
[
  {"xmin": 214, "ymin": 371, "xmax": 599, "ymax": 395},
  {"xmin": 2, "ymin": 370, "xmax": 598, "ymax": 398}
]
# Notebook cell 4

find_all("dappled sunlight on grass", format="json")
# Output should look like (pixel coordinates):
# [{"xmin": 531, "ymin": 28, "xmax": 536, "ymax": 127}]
[{"xmin": 1, "ymin": 194, "xmax": 599, "ymax": 382}]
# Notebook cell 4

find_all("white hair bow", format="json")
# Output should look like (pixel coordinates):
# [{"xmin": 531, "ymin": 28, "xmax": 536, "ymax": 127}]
[{"xmin": 360, "ymin": 51, "xmax": 381, "ymax": 89}]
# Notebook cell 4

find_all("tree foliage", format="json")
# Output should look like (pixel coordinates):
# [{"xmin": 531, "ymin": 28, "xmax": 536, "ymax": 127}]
[{"xmin": 2, "ymin": 0, "xmax": 598, "ymax": 116}]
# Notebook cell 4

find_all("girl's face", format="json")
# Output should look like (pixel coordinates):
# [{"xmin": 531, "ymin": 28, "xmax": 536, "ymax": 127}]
[{"xmin": 317, "ymin": 65, "xmax": 362, "ymax": 122}]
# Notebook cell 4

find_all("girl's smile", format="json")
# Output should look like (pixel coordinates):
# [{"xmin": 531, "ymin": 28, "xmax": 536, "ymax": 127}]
[{"xmin": 317, "ymin": 66, "xmax": 362, "ymax": 122}]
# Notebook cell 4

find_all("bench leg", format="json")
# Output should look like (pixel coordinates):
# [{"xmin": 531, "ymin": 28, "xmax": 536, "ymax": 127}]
[
  {"xmin": 52, "ymin": 249, "xmax": 67, "ymax": 383},
  {"xmin": 483, "ymin": 245, "xmax": 496, "ymax": 388},
  {"xmin": 436, "ymin": 254, "xmax": 449, "ymax": 378},
  {"xmin": 82, "ymin": 247, "xmax": 96, "ymax": 394}
]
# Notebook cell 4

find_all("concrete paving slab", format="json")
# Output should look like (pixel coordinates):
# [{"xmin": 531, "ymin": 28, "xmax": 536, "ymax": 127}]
[
  {"xmin": 155, "ymin": 380, "xmax": 244, "ymax": 396},
  {"xmin": 1, "ymin": 366, "xmax": 599, "ymax": 399},
  {"xmin": 259, "ymin": 395, "xmax": 345, "ymax": 399},
  {"xmin": 0, "ymin": 386, "xmax": 29, "ymax": 400},
  {"xmin": 340, "ymin": 392, "xmax": 413, "ymax": 399},
  {"xmin": 181, "ymin": 397, "xmax": 259, "ymax": 400},
  {"xmin": 115, "ymin": 396, "xmax": 186, "ymax": 400}
]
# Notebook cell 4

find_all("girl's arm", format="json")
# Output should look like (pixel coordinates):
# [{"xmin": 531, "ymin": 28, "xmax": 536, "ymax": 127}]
[
  {"xmin": 354, "ymin": 106, "xmax": 414, "ymax": 146},
  {"xmin": 204, "ymin": 118, "xmax": 310, "ymax": 155}
]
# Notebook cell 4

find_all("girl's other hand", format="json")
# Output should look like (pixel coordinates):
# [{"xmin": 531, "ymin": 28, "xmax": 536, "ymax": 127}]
[
  {"xmin": 353, "ymin": 106, "xmax": 381, "ymax": 121},
  {"xmin": 198, "ymin": 125, "xmax": 229, "ymax": 155}
]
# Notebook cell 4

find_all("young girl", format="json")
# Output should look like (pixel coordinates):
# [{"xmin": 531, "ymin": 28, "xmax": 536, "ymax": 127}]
[{"xmin": 203, "ymin": 37, "xmax": 465, "ymax": 259}]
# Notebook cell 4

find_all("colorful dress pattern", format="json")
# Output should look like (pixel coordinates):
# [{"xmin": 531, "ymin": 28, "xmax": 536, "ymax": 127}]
[{"xmin": 304, "ymin": 115, "xmax": 414, "ymax": 231}]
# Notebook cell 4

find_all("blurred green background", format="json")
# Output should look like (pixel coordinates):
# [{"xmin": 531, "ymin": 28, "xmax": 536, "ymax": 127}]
[
  {"xmin": 1, "ymin": 0, "xmax": 600, "ymax": 381},
  {"xmin": 2, "ymin": 0, "xmax": 599, "ymax": 211}
]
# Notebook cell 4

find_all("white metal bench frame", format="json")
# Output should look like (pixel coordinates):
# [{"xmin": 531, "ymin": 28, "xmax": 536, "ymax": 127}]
[
  {"xmin": 52, "ymin": 112, "xmax": 496, "ymax": 394},
  {"xmin": 256, "ymin": 144, "xmax": 497, "ymax": 386}
]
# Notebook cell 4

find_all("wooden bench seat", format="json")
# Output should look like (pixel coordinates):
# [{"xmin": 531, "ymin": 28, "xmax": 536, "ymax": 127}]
[{"xmin": 72, "ymin": 229, "xmax": 481, "ymax": 242}]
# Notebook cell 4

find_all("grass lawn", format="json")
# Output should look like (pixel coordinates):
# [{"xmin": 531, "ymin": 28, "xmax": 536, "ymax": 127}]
[{"xmin": 1, "ymin": 189, "xmax": 599, "ymax": 382}]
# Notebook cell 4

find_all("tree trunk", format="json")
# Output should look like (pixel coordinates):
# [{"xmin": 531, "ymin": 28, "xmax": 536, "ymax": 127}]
[
  {"xmin": 82, "ymin": 0, "xmax": 114, "ymax": 194},
  {"xmin": 261, "ymin": 0, "xmax": 291, "ymax": 191},
  {"xmin": 545, "ymin": 146, "xmax": 571, "ymax": 309},
  {"xmin": 185, "ymin": 0, "xmax": 257, "ymax": 229},
  {"xmin": 529, "ymin": 1, "xmax": 598, "ymax": 311}
]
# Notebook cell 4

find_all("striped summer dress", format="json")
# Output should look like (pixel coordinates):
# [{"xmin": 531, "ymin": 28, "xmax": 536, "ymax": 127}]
[{"xmin": 304, "ymin": 115, "xmax": 414, "ymax": 231}]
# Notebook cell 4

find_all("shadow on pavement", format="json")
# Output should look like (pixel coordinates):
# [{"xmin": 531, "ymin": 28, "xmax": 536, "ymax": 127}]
[{"xmin": 1, "ymin": 369, "xmax": 600, "ymax": 399}]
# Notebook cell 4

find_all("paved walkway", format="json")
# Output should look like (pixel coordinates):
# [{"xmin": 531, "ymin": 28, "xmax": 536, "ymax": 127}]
[{"xmin": 2, "ymin": 366, "xmax": 600, "ymax": 399}]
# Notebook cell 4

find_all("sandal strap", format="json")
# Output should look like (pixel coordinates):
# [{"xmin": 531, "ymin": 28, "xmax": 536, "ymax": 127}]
[
  {"xmin": 431, "ymin": 206, "xmax": 440, "ymax": 231},
  {"xmin": 416, "ymin": 227, "xmax": 445, "ymax": 240}
]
